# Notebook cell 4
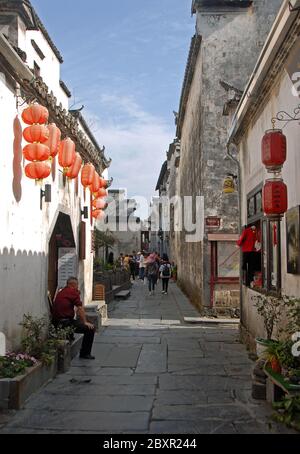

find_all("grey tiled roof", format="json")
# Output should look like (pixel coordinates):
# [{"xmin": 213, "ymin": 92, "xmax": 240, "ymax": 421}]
[{"xmin": 192, "ymin": 0, "xmax": 253, "ymax": 13}]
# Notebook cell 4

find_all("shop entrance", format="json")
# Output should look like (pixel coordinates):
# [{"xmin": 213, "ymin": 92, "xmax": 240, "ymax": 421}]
[{"xmin": 48, "ymin": 213, "xmax": 76, "ymax": 300}]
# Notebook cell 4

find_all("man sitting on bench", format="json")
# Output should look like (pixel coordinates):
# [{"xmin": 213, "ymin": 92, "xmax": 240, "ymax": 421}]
[{"xmin": 52, "ymin": 277, "xmax": 96, "ymax": 360}]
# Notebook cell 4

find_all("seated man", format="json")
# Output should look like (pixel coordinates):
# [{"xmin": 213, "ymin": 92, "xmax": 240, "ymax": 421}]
[{"xmin": 52, "ymin": 277, "xmax": 96, "ymax": 360}]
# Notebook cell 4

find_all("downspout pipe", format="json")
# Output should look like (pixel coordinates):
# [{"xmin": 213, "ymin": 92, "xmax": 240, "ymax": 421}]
[{"xmin": 226, "ymin": 142, "xmax": 244, "ymax": 327}]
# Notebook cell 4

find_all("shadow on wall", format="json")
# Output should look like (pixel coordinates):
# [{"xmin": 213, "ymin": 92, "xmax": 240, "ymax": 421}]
[{"xmin": 0, "ymin": 247, "xmax": 48, "ymax": 351}]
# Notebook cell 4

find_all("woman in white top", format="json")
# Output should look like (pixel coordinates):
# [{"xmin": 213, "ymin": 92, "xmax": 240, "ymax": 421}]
[{"xmin": 139, "ymin": 253, "xmax": 145, "ymax": 281}]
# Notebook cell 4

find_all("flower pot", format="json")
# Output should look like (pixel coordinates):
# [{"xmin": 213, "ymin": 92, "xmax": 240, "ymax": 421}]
[
  {"xmin": 256, "ymin": 338, "xmax": 276, "ymax": 357},
  {"xmin": 0, "ymin": 355, "xmax": 57, "ymax": 410}
]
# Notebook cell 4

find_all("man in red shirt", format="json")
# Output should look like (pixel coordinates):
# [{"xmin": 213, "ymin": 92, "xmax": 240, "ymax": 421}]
[
  {"xmin": 237, "ymin": 226, "xmax": 258, "ymax": 286},
  {"xmin": 52, "ymin": 277, "xmax": 95, "ymax": 360}
]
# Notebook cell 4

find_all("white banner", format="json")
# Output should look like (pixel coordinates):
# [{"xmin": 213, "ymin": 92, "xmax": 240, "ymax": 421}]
[{"xmin": 58, "ymin": 248, "xmax": 77, "ymax": 289}]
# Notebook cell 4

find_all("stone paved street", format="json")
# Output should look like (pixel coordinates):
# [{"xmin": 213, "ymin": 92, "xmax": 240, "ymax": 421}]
[{"xmin": 0, "ymin": 281, "xmax": 295, "ymax": 434}]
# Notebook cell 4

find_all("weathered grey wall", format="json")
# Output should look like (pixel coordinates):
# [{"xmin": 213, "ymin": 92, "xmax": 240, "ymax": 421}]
[{"xmin": 173, "ymin": 0, "xmax": 282, "ymax": 308}]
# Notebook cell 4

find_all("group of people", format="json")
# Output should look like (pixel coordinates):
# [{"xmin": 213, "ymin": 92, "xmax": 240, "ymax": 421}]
[
  {"xmin": 50, "ymin": 253, "xmax": 176, "ymax": 361},
  {"xmin": 117, "ymin": 251, "xmax": 175, "ymax": 296}
]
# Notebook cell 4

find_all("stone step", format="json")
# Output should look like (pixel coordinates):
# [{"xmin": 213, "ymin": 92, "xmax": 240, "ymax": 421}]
[
  {"xmin": 184, "ymin": 317, "xmax": 240, "ymax": 325},
  {"xmin": 115, "ymin": 290, "xmax": 131, "ymax": 300}
]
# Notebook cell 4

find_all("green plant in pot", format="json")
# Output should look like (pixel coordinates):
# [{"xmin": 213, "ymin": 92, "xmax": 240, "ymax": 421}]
[
  {"xmin": 253, "ymin": 295, "xmax": 283, "ymax": 356},
  {"xmin": 263, "ymin": 341, "xmax": 281, "ymax": 374}
]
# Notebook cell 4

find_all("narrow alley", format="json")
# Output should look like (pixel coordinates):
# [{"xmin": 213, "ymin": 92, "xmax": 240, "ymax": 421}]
[{"xmin": 0, "ymin": 281, "xmax": 293, "ymax": 434}]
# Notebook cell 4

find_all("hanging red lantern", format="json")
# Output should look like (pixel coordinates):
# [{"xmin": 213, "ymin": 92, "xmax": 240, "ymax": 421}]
[
  {"xmin": 263, "ymin": 178, "xmax": 288, "ymax": 218},
  {"xmin": 90, "ymin": 173, "xmax": 101, "ymax": 194},
  {"xmin": 96, "ymin": 188, "xmax": 108, "ymax": 198},
  {"xmin": 22, "ymin": 103, "xmax": 49, "ymax": 125},
  {"xmin": 58, "ymin": 138, "xmax": 76, "ymax": 172},
  {"xmin": 23, "ymin": 125, "xmax": 49, "ymax": 144},
  {"xmin": 45, "ymin": 123, "xmax": 61, "ymax": 158},
  {"xmin": 81, "ymin": 163, "xmax": 95, "ymax": 188},
  {"xmin": 92, "ymin": 209, "xmax": 106, "ymax": 220},
  {"xmin": 92, "ymin": 198, "xmax": 108, "ymax": 210},
  {"xmin": 23, "ymin": 143, "xmax": 50, "ymax": 162},
  {"xmin": 66, "ymin": 153, "xmax": 82, "ymax": 179},
  {"xmin": 262, "ymin": 129, "xmax": 287, "ymax": 172},
  {"xmin": 25, "ymin": 162, "xmax": 51, "ymax": 181},
  {"xmin": 99, "ymin": 177, "xmax": 108, "ymax": 189}
]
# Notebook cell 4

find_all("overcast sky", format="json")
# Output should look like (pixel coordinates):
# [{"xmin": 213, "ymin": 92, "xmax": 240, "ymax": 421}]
[{"xmin": 31, "ymin": 0, "xmax": 195, "ymax": 217}]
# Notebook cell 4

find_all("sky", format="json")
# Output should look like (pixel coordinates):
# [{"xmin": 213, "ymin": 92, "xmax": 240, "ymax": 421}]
[{"xmin": 31, "ymin": 0, "xmax": 195, "ymax": 217}]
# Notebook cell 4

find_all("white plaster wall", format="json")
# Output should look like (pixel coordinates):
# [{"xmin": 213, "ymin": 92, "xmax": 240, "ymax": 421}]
[
  {"xmin": 239, "ymin": 63, "xmax": 300, "ymax": 340},
  {"xmin": 0, "ymin": 77, "xmax": 94, "ymax": 351}
]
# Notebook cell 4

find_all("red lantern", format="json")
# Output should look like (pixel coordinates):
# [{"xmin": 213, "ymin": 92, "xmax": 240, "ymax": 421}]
[
  {"xmin": 23, "ymin": 125, "xmax": 49, "ymax": 144},
  {"xmin": 90, "ymin": 173, "xmax": 101, "ymax": 194},
  {"xmin": 23, "ymin": 143, "xmax": 50, "ymax": 162},
  {"xmin": 262, "ymin": 129, "xmax": 287, "ymax": 172},
  {"xmin": 66, "ymin": 153, "xmax": 82, "ymax": 179},
  {"xmin": 92, "ymin": 198, "xmax": 108, "ymax": 210},
  {"xmin": 58, "ymin": 138, "xmax": 76, "ymax": 171},
  {"xmin": 263, "ymin": 179, "xmax": 288, "ymax": 218},
  {"xmin": 46, "ymin": 123, "xmax": 61, "ymax": 158},
  {"xmin": 25, "ymin": 162, "xmax": 51, "ymax": 181},
  {"xmin": 96, "ymin": 188, "xmax": 108, "ymax": 198},
  {"xmin": 92, "ymin": 209, "xmax": 105, "ymax": 220},
  {"xmin": 22, "ymin": 104, "xmax": 49, "ymax": 125},
  {"xmin": 81, "ymin": 163, "xmax": 95, "ymax": 188},
  {"xmin": 99, "ymin": 178, "xmax": 108, "ymax": 189}
]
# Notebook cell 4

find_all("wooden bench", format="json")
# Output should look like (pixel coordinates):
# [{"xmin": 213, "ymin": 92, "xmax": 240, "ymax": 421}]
[{"xmin": 115, "ymin": 290, "xmax": 131, "ymax": 300}]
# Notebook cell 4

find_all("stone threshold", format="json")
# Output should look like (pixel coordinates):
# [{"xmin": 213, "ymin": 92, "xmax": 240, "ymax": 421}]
[{"xmin": 184, "ymin": 317, "xmax": 240, "ymax": 325}]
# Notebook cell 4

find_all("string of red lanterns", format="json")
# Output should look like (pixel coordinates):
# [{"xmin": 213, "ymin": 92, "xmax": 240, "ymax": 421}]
[
  {"xmin": 262, "ymin": 128, "xmax": 288, "ymax": 218},
  {"xmin": 22, "ymin": 104, "xmax": 51, "ymax": 183},
  {"xmin": 21, "ymin": 103, "xmax": 110, "ymax": 220}
]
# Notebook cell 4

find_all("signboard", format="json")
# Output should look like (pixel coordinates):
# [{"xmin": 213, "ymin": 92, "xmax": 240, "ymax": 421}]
[
  {"xmin": 205, "ymin": 217, "xmax": 221, "ymax": 229},
  {"xmin": 58, "ymin": 248, "xmax": 77, "ymax": 289}
]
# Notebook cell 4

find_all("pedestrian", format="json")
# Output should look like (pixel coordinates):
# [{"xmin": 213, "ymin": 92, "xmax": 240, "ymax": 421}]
[
  {"xmin": 52, "ymin": 277, "xmax": 96, "ymax": 360},
  {"xmin": 118, "ymin": 253, "xmax": 124, "ymax": 269},
  {"xmin": 129, "ymin": 255, "xmax": 136, "ymax": 281},
  {"xmin": 108, "ymin": 252, "xmax": 114, "ymax": 265},
  {"xmin": 159, "ymin": 259, "xmax": 172, "ymax": 295},
  {"xmin": 139, "ymin": 252, "xmax": 145, "ymax": 281},
  {"xmin": 123, "ymin": 254, "xmax": 130, "ymax": 272},
  {"xmin": 145, "ymin": 254, "xmax": 159, "ymax": 296}
]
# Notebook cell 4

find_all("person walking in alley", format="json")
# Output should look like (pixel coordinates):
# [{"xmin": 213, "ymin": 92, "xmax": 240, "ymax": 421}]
[
  {"xmin": 52, "ymin": 277, "xmax": 96, "ymax": 360},
  {"xmin": 129, "ymin": 255, "xmax": 136, "ymax": 281},
  {"xmin": 145, "ymin": 253, "xmax": 159, "ymax": 295},
  {"xmin": 160, "ymin": 256, "xmax": 172, "ymax": 295},
  {"xmin": 123, "ymin": 254, "xmax": 130, "ymax": 272},
  {"xmin": 139, "ymin": 252, "xmax": 145, "ymax": 281}
]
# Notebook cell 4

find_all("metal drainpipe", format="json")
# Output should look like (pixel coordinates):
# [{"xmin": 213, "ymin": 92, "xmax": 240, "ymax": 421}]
[{"xmin": 226, "ymin": 143, "xmax": 243, "ymax": 327}]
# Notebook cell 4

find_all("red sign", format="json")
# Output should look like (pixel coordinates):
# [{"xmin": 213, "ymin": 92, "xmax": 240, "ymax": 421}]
[{"xmin": 205, "ymin": 217, "xmax": 221, "ymax": 228}]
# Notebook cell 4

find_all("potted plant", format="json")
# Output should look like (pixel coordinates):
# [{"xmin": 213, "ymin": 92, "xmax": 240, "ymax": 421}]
[
  {"xmin": 253, "ymin": 295, "xmax": 283, "ymax": 356},
  {"xmin": 0, "ymin": 353, "xmax": 38, "ymax": 379},
  {"xmin": 263, "ymin": 341, "xmax": 281, "ymax": 374}
]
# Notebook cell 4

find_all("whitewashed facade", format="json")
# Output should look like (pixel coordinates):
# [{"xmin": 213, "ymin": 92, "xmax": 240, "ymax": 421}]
[
  {"xmin": 0, "ymin": 1, "xmax": 110, "ymax": 350},
  {"xmin": 228, "ymin": 0, "xmax": 300, "ymax": 346}
]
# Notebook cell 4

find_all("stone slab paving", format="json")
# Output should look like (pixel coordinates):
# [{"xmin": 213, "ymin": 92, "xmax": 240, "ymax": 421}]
[{"xmin": 0, "ymin": 280, "xmax": 296, "ymax": 434}]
